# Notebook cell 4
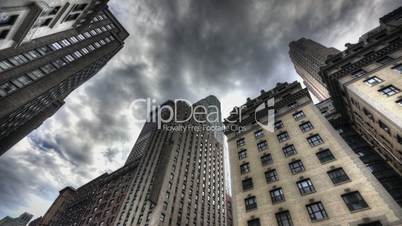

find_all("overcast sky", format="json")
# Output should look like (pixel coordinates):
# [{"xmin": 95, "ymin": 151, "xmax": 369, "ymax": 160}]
[{"xmin": 0, "ymin": 0, "xmax": 401, "ymax": 220}]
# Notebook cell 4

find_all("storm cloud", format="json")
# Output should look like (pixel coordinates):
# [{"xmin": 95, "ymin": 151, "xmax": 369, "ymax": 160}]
[{"xmin": 1, "ymin": 0, "xmax": 401, "ymax": 219}]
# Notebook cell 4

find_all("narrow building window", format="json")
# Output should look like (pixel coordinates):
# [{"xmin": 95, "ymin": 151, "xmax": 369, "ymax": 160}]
[
  {"xmin": 242, "ymin": 178, "xmax": 253, "ymax": 191},
  {"xmin": 237, "ymin": 138, "xmax": 245, "ymax": 147},
  {"xmin": 260, "ymin": 153, "xmax": 272, "ymax": 166},
  {"xmin": 245, "ymin": 196, "xmax": 257, "ymax": 211},
  {"xmin": 341, "ymin": 191, "xmax": 369, "ymax": 211},
  {"xmin": 238, "ymin": 149, "xmax": 247, "ymax": 160},
  {"xmin": 307, "ymin": 134, "xmax": 324, "ymax": 146},
  {"xmin": 275, "ymin": 210, "xmax": 293, "ymax": 226},
  {"xmin": 289, "ymin": 160, "xmax": 304, "ymax": 174},
  {"xmin": 270, "ymin": 187, "xmax": 285, "ymax": 203},
  {"xmin": 299, "ymin": 121, "xmax": 314, "ymax": 132},
  {"xmin": 254, "ymin": 129, "xmax": 264, "ymax": 138},
  {"xmin": 265, "ymin": 169, "xmax": 279, "ymax": 183},
  {"xmin": 275, "ymin": 120, "xmax": 284, "ymax": 129},
  {"xmin": 316, "ymin": 149, "xmax": 335, "ymax": 163},
  {"xmin": 297, "ymin": 179, "xmax": 315, "ymax": 195},
  {"xmin": 257, "ymin": 140, "xmax": 268, "ymax": 151},
  {"xmin": 277, "ymin": 131, "xmax": 289, "ymax": 143},
  {"xmin": 306, "ymin": 202, "xmax": 328, "ymax": 221},
  {"xmin": 327, "ymin": 168, "xmax": 350, "ymax": 185},
  {"xmin": 292, "ymin": 111, "xmax": 305, "ymax": 120},
  {"xmin": 378, "ymin": 120, "xmax": 391, "ymax": 134},
  {"xmin": 282, "ymin": 145, "xmax": 297, "ymax": 157},
  {"xmin": 240, "ymin": 163, "xmax": 250, "ymax": 174}
]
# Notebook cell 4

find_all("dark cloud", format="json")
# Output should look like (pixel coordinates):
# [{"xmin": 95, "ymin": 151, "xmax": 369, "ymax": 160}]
[{"xmin": 1, "ymin": 0, "xmax": 401, "ymax": 219}]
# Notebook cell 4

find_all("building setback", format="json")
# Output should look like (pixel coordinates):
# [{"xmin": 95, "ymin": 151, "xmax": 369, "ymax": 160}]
[
  {"xmin": 289, "ymin": 38, "xmax": 340, "ymax": 102},
  {"xmin": 0, "ymin": 0, "xmax": 129, "ymax": 155},
  {"xmin": 224, "ymin": 81, "xmax": 402, "ymax": 226},
  {"xmin": 319, "ymin": 6, "xmax": 402, "ymax": 175}
]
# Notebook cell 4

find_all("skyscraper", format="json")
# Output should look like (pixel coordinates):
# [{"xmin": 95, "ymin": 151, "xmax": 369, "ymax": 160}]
[
  {"xmin": 39, "ymin": 95, "xmax": 226, "ymax": 226},
  {"xmin": 0, "ymin": 212, "xmax": 33, "ymax": 226},
  {"xmin": 319, "ymin": 6, "xmax": 402, "ymax": 174},
  {"xmin": 289, "ymin": 38, "xmax": 340, "ymax": 101},
  {"xmin": 0, "ymin": 0, "xmax": 129, "ymax": 155},
  {"xmin": 224, "ymin": 81, "xmax": 402, "ymax": 226}
]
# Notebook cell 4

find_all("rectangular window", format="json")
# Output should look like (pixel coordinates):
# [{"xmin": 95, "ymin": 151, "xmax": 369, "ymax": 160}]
[
  {"xmin": 341, "ymin": 191, "xmax": 369, "ymax": 211},
  {"xmin": 257, "ymin": 140, "xmax": 268, "ymax": 151},
  {"xmin": 0, "ymin": 15, "xmax": 18, "ymax": 27},
  {"xmin": 270, "ymin": 188, "xmax": 285, "ymax": 203},
  {"xmin": 377, "ymin": 56, "xmax": 394, "ymax": 64},
  {"xmin": 237, "ymin": 138, "xmax": 245, "ymax": 147},
  {"xmin": 277, "ymin": 131, "xmax": 289, "ymax": 143},
  {"xmin": 69, "ymin": 36, "xmax": 79, "ymax": 43},
  {"xmin": 49, "ymin": 42, "xmax": 63, "ymax": 51},
  {"xmin": 299, "ymin": 121, "xmax": 314, "ymax": 132},
  {"xmin": 276, "ymin": 210, "xmax": 293, "ymax": 226},
  {"xmin": 245, "ymin": 196, "xmax": 257, "ymax": 211},
  {"xmin": 307, "ymin": 134, "xmax": 324, "ymax": 146},
  {"xmin": 240, "ymin": 163, "xmax": 250, "ymax": 174},
  {"xmin": 275, "ymin": 120, "xmax": 284, "ymax": 130},
  {"xmin": 26, "ymin": 69, "xmax": 45, "ymax": 80},
  {"xmin": 64, "ymin": 54, "xmax": 75, "ymax": 63},
  {"xmin": 397, "ymin": 134, "xmax": 402, "ymax": 145},
  {"xmin": 265, "ymin": 169, "xmax": 278, "ymax": 183},
  {"xmin": 238, "ymin": 149, "xmax": 247, "ymax": 160},
  {"xmin": 242, "ymin": 178, "xmax": 253, "ymax": 191},
  {"xmin": 306, "ymin": 202, "xmax": 328, "ymax": 221},
  {"xmin": 24, "ymin": 50, "xmax": 41, "ymax": 60},
  {"xmin": 37, "ymin": 46, "xmax": 51, "ymax": 55},
  {"xmin": 254, "ymin": 129, "xmax": 264, "ymax": 138},
  {"xmin": 52, "ymin": 59, "xmax": 66, "ymax": 69},
  {"xmin": 379, "ymin": 85, "xmax": 400, "ymax": 96},
  {"xmin": 351, "ymin": 69, "xmax": 366, "ymax": 78},
  {"xmin": 0, "ymin": 29, "xmax": 10, "ymax": 39},
  {"xmin": 0, "ymin": 82, "xmax": 17, "ymax": 96},
  {"xmin": 282, "ymin": 145, "xmax": 297, "ymax": 157},
  {"xmin": 293, "ymin": 111, "xmax": 305, "ymax": 120},
  {"xmin": 378, "ymin": 120, "xmax": 391, "ymax": 134},
  {"xmin": 316, "ymin": 149, "xmax": 335, "ymax": 163},
  {"xmin": 297, "ymin": 179, "xmax": 315, "ymax": 195},
  {"xmin": 40, "ymin": 64, "xmax": 57, "ymax": 74},
  {"xmin": 261, "ymin": 153, "xmax": 272, "ymax": 166},
  {"xmin": 15, "ymin": 75, "xmax": 33, "ymax": 86},
  {"xmin": 247, "ymin": 219, "xmax": 261, "ymax": 226},
  {"xmin": 363, "ymin": 108, "xmax": 374, "ymax": 121},
  {"xmin": 289, "ymin": 160, "xmax": 304, "ymax": 174},
  {"xmin": 328, "ymin": 168, "xmax": 350, "ymax": 184},
  {"xmin": 0, "ymin": 60, "xmax": 12, "ymax": 70},
  {"xmin": 364, "ymin": 76, "xmax": 383, "ymax": 86}
]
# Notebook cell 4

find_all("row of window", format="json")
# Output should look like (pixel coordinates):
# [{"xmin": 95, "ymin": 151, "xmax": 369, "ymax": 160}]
[
  {"xmin": 246, "ymin": 191, "xmax": 369, "ymax": 226},
  {"xmin": 0, "ymin": 23, "xmax": 115, "ymax": 73},
  {"xmin": 363, "ymin": 75, "xmax": 402, "ymax": 104},
  {"xmin": 0, "ymin": 35, "xmax": 115, "ymax": 97}
]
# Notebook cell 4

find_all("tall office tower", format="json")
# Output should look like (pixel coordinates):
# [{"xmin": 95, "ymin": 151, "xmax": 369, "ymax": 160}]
[
  {"xmin": 289, "ymin": 38, "xmax": 340, "ymax": 101},
  {"xmin": 115, "ymin": 96, "xmax": 226, "ymax": 226},
  {"xmin": 0, "ymin": 0, "xmax": 129, "ymax": 155},
  {"xmin": 319, "ymin": 6, "xmax": 402, "ymax": 174},
  {"xmin": 0, "ymin": 212, "xmax": 33, "ymax": 226},
  {"xmin": 224, "ymin": 81, "xmax": 402, "ymax": 226}
]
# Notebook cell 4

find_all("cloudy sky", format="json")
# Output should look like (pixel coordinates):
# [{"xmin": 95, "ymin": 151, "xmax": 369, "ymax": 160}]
[{"xmin": 0, "ymin": 0, "xmax": 401, "ymax": 220}]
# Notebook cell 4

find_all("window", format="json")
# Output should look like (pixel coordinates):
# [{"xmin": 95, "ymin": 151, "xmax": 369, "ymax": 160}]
[
  {"xmin": 378, "ymin": 120, "xmax": 390, "ymax": 134},
  {"xmin": 392, "ymin": 64, "xmax": 402, "ymax": 73},
  {"xmin": 0, "ymin": 15, "xmax": 18, "ymax": 27},
  {"xmin": 260, "ymin": 153, "xmax": 272, "ymax": 165},
  {"xmin": 307, "ymin": 134, "xmax": 324, "ymax": 146},
  {"xmin": 276, "ymin": 210, "xmax": 293, "ymax": 226},
  {"xmin": 265, "ymin": 169, "xmax": 278, "ymax": 183},
  {"xmin": 15, "ymin": 75, "xmax": 32, "ymax": 86},
  {"xmin": 40, "ymin": 64, "xmax": 56, "ymax": 74},
  {"xmin": 37, "ymin": 46, "xmax": 51, "ymax": 55},
  {"xmin": 306, "ymin": 202, "xmax": 328, "ymax": 221},
  {"xmin": 282, "ymin": 145, "xmax": 297, "ymax": 157},
  {"xmin": 316, "ymin": 149, "xmax": 335, "ymax": 163},
  {"xmin": 379, "ymin": 85, "xmax": 400, "ymax": 96},
  {"xmin": 64, "ymin": 13, "xmax": 80, "ymax": 22},
  {"xmin": 240, "ymin": 163, "xmax": 250, "ymax": 174},
  {"xmin": 363, "ymin": 108, "xmax": 374, "ymax": 121},
  {"xmin": 160, "ymin": 213, "xmax": 165, "ymax": 222},
  {"xmin": 341, "ymin": 191, "xmax": 369, "ymax": 211},
  {"xmin": 351, "ymin": 69, "xmax": 366, "ymax": 78},
  {"xmin": 238, "ymin": 149, "xmax": 247, "ymax": 160},
  {"xmin": 397, "ymin": 99, "xmax": 402, "ymax": 106},
  {"xmin": 297, "ymin": 179, "xmax": 315, "ymax": 195},
  {"xmin": 0, "ymin": 82, "xmax": 17, "ymax": 96},
  {"xmin": 358, "ymin": 221, "xmax": 382, "ymax": 226},
  {"xmin": 293, "ymin": 111, "xmax": 305, "ymax": 120},
  {"xmin": 289, "ymin": 160, "xmax": 304, "ymax": 174},
  {"xmin": 237, "ymin": 138, "xmax": 245, "ymax": 147},
  {"xmin": 364, "ymin": 76, "xmax": 383, "ymax": 86},
  {"xmin": 397, "ymin": 134, "xmax": 402, "ymax": 145},
  {"xmin": 254, "ymin": 129, "xmax": 264, "ymax": 138},
  {"xmin": 257, "ymin": 140, "xmax": 268, "ymax": 151},
  {"xmin": 27, "ymin": 69, "xmax": 45, "ymax": 80},
  {"xmin": 288, "ymin": 101, "xmax": 297, "ymax": 108},
  {"xmin": 270, "ymin": 187, "xmax": 285, "ymax": 203},
  {"xmin": 0, "ymin": 29, "xmax": 10, "ymax": 39},
  {"xmin": 242, "ymin": 178, "xmax": 253, "ymax": 190},
  {"xmin": 49, "ymin": 42, "xmax": 63, "ymax": 51},
  {"xmin": 24, "ymin": 50, "xmax": 41, "ymax": 60},
  {"xmin": 377, "ymin": 56, "xmax": 394, "ymax": 64},
  {"xmin": 299, "ymin": 121, "xmax": 314, "ymax": 132},
  {"xmin": 245, "ymin": 196, "xmax": 257, "ymax": 211},
  {"xmin": 247, "ymin": 219, "xmax": 261, "ymax": 226},
  {"xmin": 275, "ymin": 120, "xmax": 284, "ymax": 129},
  {"xmin": 277, "ymin": 131, "xmax": 289, "ymax": 143},
  {"xmin": 327, "ymin": 168, "xmax": 350, "ymax": 184},
  {"xmin": 52, "ymin": 59, "xmax": 66, "ymax": 69}
]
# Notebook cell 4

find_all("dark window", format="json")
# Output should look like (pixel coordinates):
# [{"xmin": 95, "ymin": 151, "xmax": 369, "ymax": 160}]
[
  {"xmin": 328, "ymin": 168, "xmax": 350, "ymax": 184},
  {"xmin": 257, "ymin": 140, "xmax": 268, "ymax": 151},
  {"xmin": 261, "ymin": 153, "xmax": 272, "ymax": 165},
  {"xmin": 378, "ymin": 120, "xmax": 391, "ymax": 134},
  {"xmin": 265, "ymin": 169, "xmax": 278, "ymax": 183},
  {"xmin": 299, "ymin": 121, "xmax": 314, "ymax": 132},
  {"xmin": 288, "ymin": 101, "xmax": 297, "ymax": 108},
  {"xmin": 73, "ymin": 3, "xmax": 88, "ymax": 11},
  {"xmin": 293, "ymin": 111, "xmax": 305, "ymax": 120},
  {"xmin": 275, "ymin": 120, "xmax": 284, "ymax": 129},
  {"xmin": 377, "ymin": 56, "xmax": 394, "ymax": 64},
  {"xmin": 0, "ymin": 15, "xmax": 18, "ymax": 27},
  {"xmin": 363, "ymin": 108, "xmax": 374, "ymax": 121},
  {"xmin": 38, "ymin": 18, "xmax": 52, "ymax": 27},
  {"xmin": 351, "ymin": 69, "xmax": 366, "ymax": 77},
  {"xmin": 282, "ymin": 145, "xmax": 297, "ymax": 157},
  {"xmin": 245, "ymin": 196, "xmax": 257, "ymax": 211},
  {"xmin": 358, "ymin": 221, "xmax": 382, "ymax": 226},
  {"xmin": 0, "ymin": 82, "xmax": 17, "ymax": 96},
  {"xmin": 52, "ymin": 59, "xmax": 66, "ymax": 69},
  {"xmin": 247, "ymin": 219, "xmax": 261, "ymax": 226},
  {"xmin": 65, "ymin": 13, "xmax": 80, "ymax": 22},
  {"xmin": 297, "ymin": 179, "xmax": 315, "ymax": 195},
  {"xmin": 316, "ymin": 149, "xmax": 335, "ymax": 163},
  {"xmin": 379, "ymin": 85, "xmax": 400, "ymax": 96},
  {"xmin": 37, "ymin": 46, "xmax": 51, "ymax": 55},
  {"xmin": 341, "ymin": 191, "xmax": 369, "ymax": 211},
  {"xmin": 242, "ymin": 178, "xmax": 253, "ymax": 191},
  {"xmin": 237, "ymin": 138, "xmax": 245, "ymax": 147},
  {"xmin": 0, "ymin": 29, "xmax": 10, "ymax": 39},
  {"xmin": 277, "ymin": 132, "xmax": 289, "ymax": 143},
  {"xmin": 48, "ymin": 6, "xmax": 61, "ymax": 15},
  {"xmin": 40, "ymin": 64, "xmax": 56, "ymax": 74},
  {"xmin": 255, "ymin": 129, "xmax": 264, "ymax": 138},
  {"xmin": 364, "ymin": 76, "xmax": 383, "ymax": 86},
  {"xmin": 276, "ymin": 210, "xmax": 293, "ymax": 226},
  {"xmin": 306, "ymin": 202, "xmax": 328, "ymax": 221},
  {"xmin": 270, "ymin": 187, "xmax": 285, "ymax": 203},
  {"xmin": 397, "ymin": 134, "xmax": 402, "ymax": 145},
  {"xmin": 307, "ymin": 134, "xmax": 324, "ymax": 146},
  {"xmin": 240, "ymin": 163, "xmax": 250, "ymax": 174},
  {"xmin": 289, "ymin": 160, "xmax": 304, "ymax": 174},
  {"xmin": 238, "ymin": 149, "xmax": 247, "ymax": 160}
]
